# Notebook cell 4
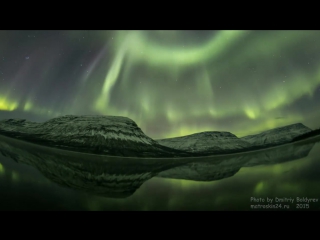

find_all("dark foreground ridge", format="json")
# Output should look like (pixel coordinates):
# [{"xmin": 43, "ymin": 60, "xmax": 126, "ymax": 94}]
[{"xmin": 0, "ymin": 115, "xmax": 317, "ymax": 157}]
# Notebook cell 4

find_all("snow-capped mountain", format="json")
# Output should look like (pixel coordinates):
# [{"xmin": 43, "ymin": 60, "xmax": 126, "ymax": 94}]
[
  {"xmin": 241, "ymin": 123, "xmax": 312, "ymax": 147},
  {"xmin": 0, "ymin": 115, "xmax": 315, "ymax": 157},
  {"xmin": 0, "ymin": 115, "xmax": 191, "ymax": 157},
  {"xmin": 157, "ymin": 131, "xmax": 252, "ymax": 154}
]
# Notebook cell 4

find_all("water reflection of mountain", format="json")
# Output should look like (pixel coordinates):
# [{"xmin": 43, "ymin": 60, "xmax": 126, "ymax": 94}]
[
  {"xmin": 157, "ymin": 139, "xmax": 317, "ymax": 181},
  {"xmin": 0, "ymin": 135, "xmax": 193, "ymax": 198},
  {"xmin": 0, "ymin": 135, "xmax": 318, "ymax": 198}
]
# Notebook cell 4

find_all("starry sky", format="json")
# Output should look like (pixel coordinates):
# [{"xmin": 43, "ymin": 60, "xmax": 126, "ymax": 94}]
[{"xmin": 0, "ymin": 30, "xmax": 320, "ymax": 139}]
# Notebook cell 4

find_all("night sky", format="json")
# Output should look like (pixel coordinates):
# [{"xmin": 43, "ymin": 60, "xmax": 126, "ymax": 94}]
[{"xmin": 0, "ymin": 30, "xmax": 320, "ymax": 139}]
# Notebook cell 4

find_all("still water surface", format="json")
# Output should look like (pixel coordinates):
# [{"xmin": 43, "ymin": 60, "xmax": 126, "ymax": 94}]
[{"xmin": 1, "ymin": 134, "xmax": 320, "ymax": 211}]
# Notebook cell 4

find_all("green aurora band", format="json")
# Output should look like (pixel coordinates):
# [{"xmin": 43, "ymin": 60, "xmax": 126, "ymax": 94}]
[{"xmin": 0, "ymin": 30, "xmax": 320, "ymax": 138}]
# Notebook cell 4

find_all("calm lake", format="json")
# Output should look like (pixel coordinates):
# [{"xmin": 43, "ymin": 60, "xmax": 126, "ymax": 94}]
[{"xmin": 0, "ymin": 134, "xmax": 320, "ymax": 211}]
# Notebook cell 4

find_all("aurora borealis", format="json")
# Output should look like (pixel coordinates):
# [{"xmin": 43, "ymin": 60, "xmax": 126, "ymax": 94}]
[{"xmin": 0, "ymin": 30, "xmax": 320, "ymax": 138}]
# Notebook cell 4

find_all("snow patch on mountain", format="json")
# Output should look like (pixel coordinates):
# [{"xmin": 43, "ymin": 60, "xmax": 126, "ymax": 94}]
[
  {"xmin": 241, "ymin": 123, "xmax": 312, "ymax": 147},
  {"xmin": 157, "ymin": 131, "xmax": 251, "ymax": 153},
  {"xmin": 36, "ymin": 115, "xmax": 154, "ymax": 144},
  {"xmin": 0, "ymin": 115, "xmax": 190, "ymax": 157},
  {"xmin": 0, "ymin": 115, "xmax": 153, "ymax": 143}
]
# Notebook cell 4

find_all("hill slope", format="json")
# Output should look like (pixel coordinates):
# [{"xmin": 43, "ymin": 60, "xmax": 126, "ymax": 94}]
[
  {"xmin": 241, "ymin": 123, "xmax": 312, "ymax": 147},
  {"xmin": 0, "ymin": 115, "xmax": 191, "ymax": 157},
  {"xmin": 157, "ymin": 131, "xmax": 252, "ymax": 154}
]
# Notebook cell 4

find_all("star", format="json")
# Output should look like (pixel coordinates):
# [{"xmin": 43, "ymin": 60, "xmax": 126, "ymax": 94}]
[{"xmin": 0, "ymin": 30, "xmax": 319, "ymax": 140}]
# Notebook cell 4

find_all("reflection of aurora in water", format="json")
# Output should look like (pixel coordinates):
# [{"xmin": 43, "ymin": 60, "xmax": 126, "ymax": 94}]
[
  {"xmin": 1, "ymin": 134, "xmax": 320, "ymax": 210},
  {"xmin": 0, "ymin": 134, "xmax": 318, "ymax": 199},
  {"xmin": 1, "ymin": 30, "xmax": 320, "ymax": 138}
]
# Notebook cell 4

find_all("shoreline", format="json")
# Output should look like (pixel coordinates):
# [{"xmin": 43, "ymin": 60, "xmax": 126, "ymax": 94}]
[{"xmin": 0, "ymin": 132, "xmax": 319, "ymax": 160}]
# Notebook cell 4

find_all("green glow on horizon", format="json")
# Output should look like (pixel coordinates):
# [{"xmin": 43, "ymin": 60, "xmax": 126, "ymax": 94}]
[
  {"xmin": 0, "ymin": 97, "xmax": 18, "ymax": 111},
  {"xmin": 1, "ymin": 30, "xmax": 320, "ymax": 138}
]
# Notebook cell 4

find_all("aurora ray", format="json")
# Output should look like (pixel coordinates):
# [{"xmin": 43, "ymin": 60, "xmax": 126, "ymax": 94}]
[{"xmin": 0, "ymin": 30, "xmax": 319, "ymax": 138}]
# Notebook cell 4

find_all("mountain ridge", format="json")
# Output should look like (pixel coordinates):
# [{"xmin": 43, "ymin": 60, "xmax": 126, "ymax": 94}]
[
  {"xmin": 157, "ymin": 131, "xmax": 251, "ymax": 154},
  {"xmin": 0, "ymin": 115, "xmax": 192, "ymax": 158},
  {"xmin": 0, "ymin": 115, "xmax": 318, "ymax": 157},
  {"xmin": 241, "ymin": 123, "xmax": 312, "ymax": 148}
]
